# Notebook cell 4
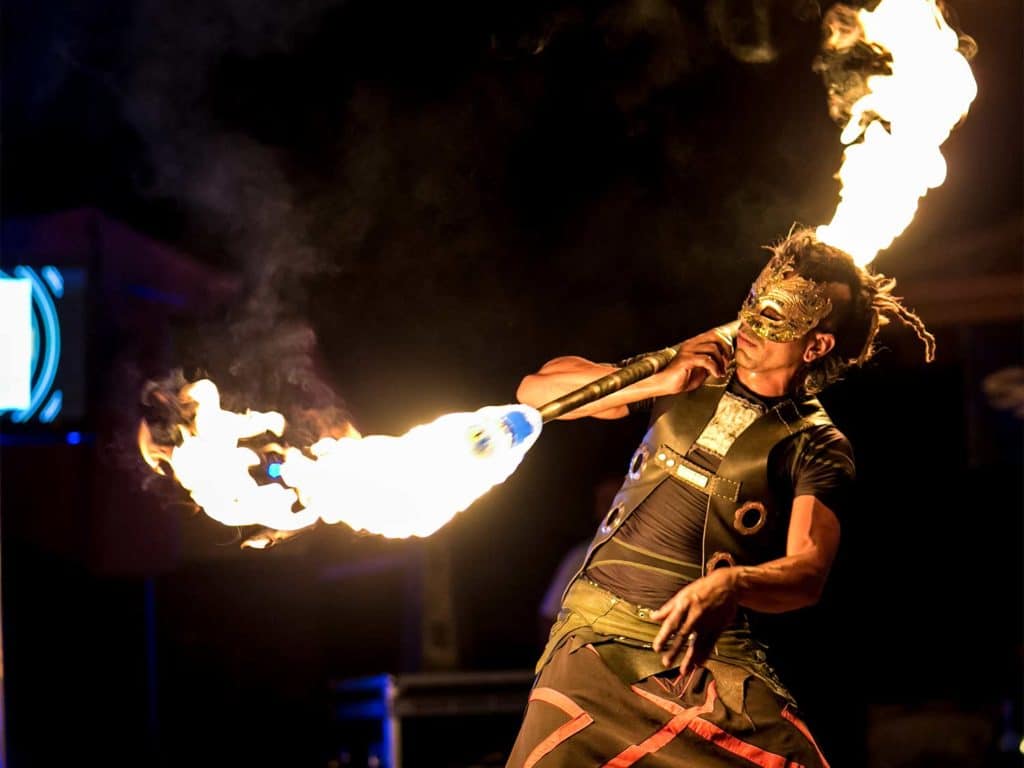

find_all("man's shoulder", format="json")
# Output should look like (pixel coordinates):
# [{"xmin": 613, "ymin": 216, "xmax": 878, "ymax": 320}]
[
  {"xmin": 785, "ymin": 421, "xmax": 855, "ymax": 470},
  {"xmin": 802, "ymin": 421, "xmax": 851, "ymax": 449},
  {"xmin": 792, "ymin": 393, "xmax": 850, "ymax": 440}
]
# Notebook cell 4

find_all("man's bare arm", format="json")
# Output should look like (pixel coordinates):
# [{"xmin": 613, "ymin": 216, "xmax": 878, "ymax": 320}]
[
  {"xmin": 650, "ymin": 495, "xmax": 840, "ymax": 674},
  {"xmin": 516, "ymin": 357, "xmax": 648, "ymax": 420},
  {"xmin": 727, "ymin": 494, "xmax": 841, "ymax": 612},
  {"xmin": 516, "ymin": 324, "xmax": 738, "ymax": 420}
]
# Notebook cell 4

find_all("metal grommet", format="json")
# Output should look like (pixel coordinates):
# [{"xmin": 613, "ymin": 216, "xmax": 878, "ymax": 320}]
[
  {"xmin": 706, "ymin": 552, "xmax": 736, "ymax": 573},
  {"xmin": 600, "ymin": 502, "xmax": 625, "ymax": 534},
  {"xmin": 733, "ymin": 501, "xmax": 767, "ymax": 535},
  {"xmin": 628, "ymin": 445, "xmax": 649, "ymax": 480}
]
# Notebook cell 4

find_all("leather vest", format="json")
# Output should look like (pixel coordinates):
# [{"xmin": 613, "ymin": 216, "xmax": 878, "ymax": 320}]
[{"xmin": 576, "ymin": 375, "xmax": 833, "ymax": 596}]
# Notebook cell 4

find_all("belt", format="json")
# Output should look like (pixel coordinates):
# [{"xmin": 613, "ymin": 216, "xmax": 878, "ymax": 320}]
[
  {"xmin": 535, "ymin": 577, "xmax": 662, "ymax": 677},
  {"xmin": 536, "ymin": 578, "xmax": 796, "ymax": 705}
]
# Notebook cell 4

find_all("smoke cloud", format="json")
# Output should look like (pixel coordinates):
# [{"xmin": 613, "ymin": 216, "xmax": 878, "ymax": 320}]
[{"xmin": 113, "ymin": 0, "xmax": 846, "ymax": 436}]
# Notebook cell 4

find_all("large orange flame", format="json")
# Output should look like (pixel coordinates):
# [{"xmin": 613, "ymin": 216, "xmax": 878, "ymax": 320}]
[
  {"xmin": 139, "ymin": 379, "xmax": 542, "ymax": 538},
  {"xmin": 816, "ymin": 0, "xmax": 977, "ymax": 266}
]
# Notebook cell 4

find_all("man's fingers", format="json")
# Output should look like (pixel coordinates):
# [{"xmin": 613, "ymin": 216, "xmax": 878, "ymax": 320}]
[
  {"xmin": 686, "ymin": 362, "xmax": 720, "ymax": 391},
  {"xmin": 679, "ymin": 633, "xmax": 714, "ymax": 679},
  {"xmin": 651, "ymin": 593, "xmax": 692, "ymax": 651},
  {"xmin": 702, "ymin": 356, "xmax": 727, "ymax": 378},
  {"xmin": 660, "ymin": 630, "xmax": 689, "ymax": 668},
  {"xmin": 665, "ymin": 614, "xmax": 701, "ymax": 667},
  {"xmin": 691, "ymin": 340, "xmax": 728, "ymax": 356},
  {"xmin": 652, "ymin": 600, "xmax": 689, "ymax": 652},
  {"xmin": 677, "ymin": 641, "xmax": 697, "ymax": 679},
  {"xmin": 652, "ymin": 609, "xmax": 682, "ymax": 652},
  {"xmin": 650, "ymin": 602, "xmax": 671, "ymax": 621},
  {"xmin": 688, "ymin": 344, "xmax": 730, "ymax": 376},
  {"xmin": 680, "ymin": 327, "xmax": 738, "ymax": 368},
  {"xmin": 703, "ymin": 336, "xmax": 734, "ymax": 360},
  {"xmin": 662, "ymin": 628, "xmax": 701, "ymax": 669},
  {"xmin": 670, "ymin": 342, "xmax": 731, "ymax": 384},
  {"xmin": 689, "ymin": 337, "xmax": 732, "ymax": 358},
  {"xmin": 675, "ymin": 612, "xmax": 700, "ymax": 644},
  {"xmin": 679, "ymin": 354, "xmax": 722, "ymax": 381}
]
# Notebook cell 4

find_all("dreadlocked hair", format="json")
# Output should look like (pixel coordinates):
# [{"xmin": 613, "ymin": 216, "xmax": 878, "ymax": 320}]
[{"xmin": 766, "ymin": 227, "xmax": 936, "ymax": 394}]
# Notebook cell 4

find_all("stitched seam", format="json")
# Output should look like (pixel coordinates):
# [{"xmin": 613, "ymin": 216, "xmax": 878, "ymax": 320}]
[
  {"xmin": 609, "ymin": 539, "xmax": 704, "ymax": 569},
  {"xmin": 588, "ymin": 560, "xmax": 700, "ymax": 580}
]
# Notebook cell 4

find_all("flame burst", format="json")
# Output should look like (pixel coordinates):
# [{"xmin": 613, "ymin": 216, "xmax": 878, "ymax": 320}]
[
  {"xmin": 139, "ymin": 379, "xmax": 542, "ymax": 538},
  {"xmin": 816, "ymin": 0, "xmax": 977, "ymax": 266}
]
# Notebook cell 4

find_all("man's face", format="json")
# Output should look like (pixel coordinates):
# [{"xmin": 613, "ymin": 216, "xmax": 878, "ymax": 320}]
[
  {"xmin": 738, "ymin": 255, "xmax": 832, "ymax": 343},
  {"xmin": 734, "ymin": 319, "xmax": 809, "ymax": 376},
  {"xmin": 733, "ymin": 255, "xmax": 836, "ymax": 380}
]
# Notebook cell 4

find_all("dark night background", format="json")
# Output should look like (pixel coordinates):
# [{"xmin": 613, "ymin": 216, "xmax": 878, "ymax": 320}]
[{"xmin": 1, "ymin": 0, "xmax": 1021, "ymax": 766}]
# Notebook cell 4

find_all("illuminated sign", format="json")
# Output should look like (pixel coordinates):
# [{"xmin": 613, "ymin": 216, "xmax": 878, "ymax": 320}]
[
  {"xmin": 0, "ymin": 266, "xmax": 65, "ymax": 423},
  {"xmin": 0, "ymin": 277, "xmax": 32, "ymax": 410}
]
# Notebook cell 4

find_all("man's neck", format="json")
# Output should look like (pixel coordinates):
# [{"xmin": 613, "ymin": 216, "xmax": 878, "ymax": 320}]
[{"xmin": 735, "ymin": 366, "xmax": 798, "ymax": 398}]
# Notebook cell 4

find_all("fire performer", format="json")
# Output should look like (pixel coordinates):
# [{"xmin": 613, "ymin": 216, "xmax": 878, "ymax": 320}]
[{"xmin": 507, "ymin": 228, "xmax": 935, "ymax": 767}]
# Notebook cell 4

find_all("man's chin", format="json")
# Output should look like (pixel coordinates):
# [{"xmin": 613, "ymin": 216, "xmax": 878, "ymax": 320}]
[{"xmin": 734, "ymin": 348, "xmax": 756, "ymax": 368}]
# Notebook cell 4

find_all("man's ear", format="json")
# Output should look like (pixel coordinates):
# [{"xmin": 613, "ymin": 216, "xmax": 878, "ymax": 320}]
[{"xmin": 803, "ymin": 332, "xmax": 836, "ymax": 363}]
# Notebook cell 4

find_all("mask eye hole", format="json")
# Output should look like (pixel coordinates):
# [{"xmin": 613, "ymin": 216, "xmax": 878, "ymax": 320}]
[{"xmin": 760, "ymin": 306, "xmax": 784, "ymax": 321}]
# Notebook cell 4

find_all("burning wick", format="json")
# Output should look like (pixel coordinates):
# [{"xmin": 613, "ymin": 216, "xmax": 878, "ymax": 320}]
[
  {"xmin": 139, "ymin": 379, "xmax": 543, "ymax": 539},
  {"xmin": 816, "ymin": 0, "xmax": 977, "ymax": 265}
]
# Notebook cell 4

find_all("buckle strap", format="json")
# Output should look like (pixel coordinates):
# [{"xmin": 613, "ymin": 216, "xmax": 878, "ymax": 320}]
[{"xmin": 653, "ymin": 444, "xmax": 741, "ymax": 501}]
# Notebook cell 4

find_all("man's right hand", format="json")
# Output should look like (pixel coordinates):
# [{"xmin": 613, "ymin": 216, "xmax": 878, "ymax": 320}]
[{"xmin": 656, "ymin": 323, "xmax": 737, "ymax": 395}]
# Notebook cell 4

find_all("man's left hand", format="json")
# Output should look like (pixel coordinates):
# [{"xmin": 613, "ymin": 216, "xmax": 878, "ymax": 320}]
[{"xmin": 650, "ymin": 568, "xmax": 739, "ymax": 678}]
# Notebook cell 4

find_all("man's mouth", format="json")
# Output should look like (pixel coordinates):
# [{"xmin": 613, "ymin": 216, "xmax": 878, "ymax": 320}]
[{"xmin": 737, "ymin": 332, "xmax": 758, "ymax": 350}]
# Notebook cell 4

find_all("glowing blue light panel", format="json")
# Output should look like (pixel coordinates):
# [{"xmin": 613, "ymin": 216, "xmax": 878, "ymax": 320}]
[
  {"xmin": 0, "ymin": 277, "xmax": 33, "ymax": 410},
  {"xmin": 0, "ymin": 265, "xmax": 83, "ymax": 426}
]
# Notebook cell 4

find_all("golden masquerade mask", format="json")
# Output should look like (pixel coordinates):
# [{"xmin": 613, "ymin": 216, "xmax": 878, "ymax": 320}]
[{"xmin": 739, "ymin": 254, "xmax": 832, "ymax": 342}]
